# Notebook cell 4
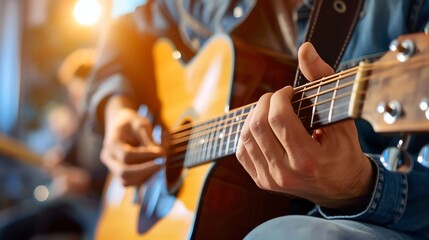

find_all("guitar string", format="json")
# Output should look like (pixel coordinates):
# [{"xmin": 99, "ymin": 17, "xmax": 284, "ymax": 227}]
[
  {"xmin": 169, "ymin": 65, "xmax": 360, "ymax": 140},
  {"xmin": 162, "ymin": 55, "xmax": 429, "ymax": 168},
  {"xmin": 169, "ymin": 54, "xmax": 429, "ymax": 140},
  {"xmin": 166, "ymin": 97, "xmax": 353, "ymax": 169},
  {"xmin": 169, "ymin": 67, "xmax": 359, "ymax": 143},
  {"xmin": 172, "ymin": 55, "xmax": 426, "ymax": 143},
  {"xmin": 167, "ymin": 58, "xmax": 385, "ymax": 144},
  {"xmin": 168, "ymin": 100, "xmax": 352, "ymax": 160},
  {"xmin": 164, "ymin": 55, "xmax": 428, "ymax": 169},
  {"xmin": 168, "ymin": 57, "xmax": 422, "ymax": 147},
  {"xmin": 168, "ymin": 54, "xmax": 421, "ymax": 139},
  {"xmin": 168, "ymin": 52, "xmax": 429, "ymax": 143}
]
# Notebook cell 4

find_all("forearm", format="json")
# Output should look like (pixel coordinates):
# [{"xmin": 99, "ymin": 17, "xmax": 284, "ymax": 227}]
[{"xmin": 104, "ymin": 94, "xmax": 139, "ymax": 129}]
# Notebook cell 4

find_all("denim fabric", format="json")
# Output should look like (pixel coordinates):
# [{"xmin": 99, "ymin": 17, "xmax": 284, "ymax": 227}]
[{"xmin": 245, "ymin": 215, "xmax": 417, "ymax": 240}]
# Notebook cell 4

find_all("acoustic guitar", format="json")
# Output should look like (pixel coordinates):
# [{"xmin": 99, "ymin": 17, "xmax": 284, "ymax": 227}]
[{"xmin": 96, "ymin": 33, "xmax": 429, "ymax": 239}]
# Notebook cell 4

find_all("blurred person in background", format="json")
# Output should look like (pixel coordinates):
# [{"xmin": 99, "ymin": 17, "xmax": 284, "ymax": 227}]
[{"xmin": 0, "ymin": 48, "xmax": 107, "ymax": 240}]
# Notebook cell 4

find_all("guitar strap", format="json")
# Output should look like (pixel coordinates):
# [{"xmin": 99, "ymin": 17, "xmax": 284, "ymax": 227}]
[{"xmin": 294, "ymin": 0, "xmax": 364, "ymax": 87}]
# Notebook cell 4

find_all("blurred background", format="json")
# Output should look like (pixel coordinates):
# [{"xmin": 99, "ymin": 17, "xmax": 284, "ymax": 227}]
[{"xmin": 0, "ymin": 0, "xmax": 145, "ymax": 239}]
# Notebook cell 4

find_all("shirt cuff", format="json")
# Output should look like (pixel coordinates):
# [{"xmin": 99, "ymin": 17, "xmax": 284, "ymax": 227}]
[{"xmin": 316, "ymin": 154, "xmax": 407, "ymax": 226}]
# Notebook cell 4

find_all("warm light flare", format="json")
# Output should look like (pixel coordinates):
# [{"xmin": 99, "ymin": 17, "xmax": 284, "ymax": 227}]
[{"xmin": 73, "ymin": 0, "xmax": 102, "ymax": 26}]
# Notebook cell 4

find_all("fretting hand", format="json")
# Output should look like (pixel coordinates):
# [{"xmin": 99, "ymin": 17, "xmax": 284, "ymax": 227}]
[{"xmin": 236, "ymin": 42, "xmax": 374, "ymax": 210}]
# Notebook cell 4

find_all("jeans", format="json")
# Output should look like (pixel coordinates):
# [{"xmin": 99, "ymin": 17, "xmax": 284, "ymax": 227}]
[{"xmin": 245, "ymin": 215, "xmax": 418, "ymax": 240}]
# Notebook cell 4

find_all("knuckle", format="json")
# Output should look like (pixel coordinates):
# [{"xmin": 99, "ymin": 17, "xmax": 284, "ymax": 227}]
[
  {"xmin": 239, "ymin": 128, "xmax": 252, "ymax": 144},
  {"xmin": 249, "ymin": 119, "xmax": 266, "ymax": 135},
  {"xmin": 275, "ymin": 173, "xmax": 291, "ymax": 189},
  {"xmin": 268, "ymin": 112, "xmax": 284, "ymax": 129},
  {"xmin": 235, "ymin": 147, "xmax": 245, "ymax": 161}
]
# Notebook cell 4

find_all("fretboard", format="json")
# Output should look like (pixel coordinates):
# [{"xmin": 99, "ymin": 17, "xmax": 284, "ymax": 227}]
[{"xmin": 180, "ymin": 70, "xmax": 360, "ymax": 168}]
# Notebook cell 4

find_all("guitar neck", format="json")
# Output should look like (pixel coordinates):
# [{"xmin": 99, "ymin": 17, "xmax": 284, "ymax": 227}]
[
  {"xmin": 172, "ymin": 38, "xmax": 429, "ymax": 168},
  {"xmin": 175, "ymin": 66, "xmax": 362, "ymax": 168}
]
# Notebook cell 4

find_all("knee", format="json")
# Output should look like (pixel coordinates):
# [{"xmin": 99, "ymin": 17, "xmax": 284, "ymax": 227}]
[{"xmin": 245, "ymin": 215, "xmax": 349, "ymax": 240}]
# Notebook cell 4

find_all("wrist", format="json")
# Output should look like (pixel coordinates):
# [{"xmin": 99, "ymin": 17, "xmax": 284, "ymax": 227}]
[
  {"xmin": 322, "ymin": 155, "xmax": 376, "ymax": 214},
  {"xmin": 105, "ymin": 95, "xmax": 138, "ymax": 124}
]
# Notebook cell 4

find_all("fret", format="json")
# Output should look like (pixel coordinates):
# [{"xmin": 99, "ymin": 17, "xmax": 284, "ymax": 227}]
[
  {"xmin": 199, "ymin": 120, "xmax": 211, "ymax": 164},
  {"xmin": 188, "ymin": 122, "xmax": 203, "ymax": 166},
  {"xmin": 210, "ymin": 116, "xmax": 222, "ymax": 160},
  {"xmin": 297, "ymin": 85, "xmax": 317, "ymax": 129},
  {"xmin": 232, "ymin": 108, "xmax": 244, "ymax": 154},
  {"xmin": 225, "ymin": 110, "xmax": 236, "ymax": 156},
  {"xmin": 184, "ymin": 124, "xmax": 198, "ymax": 167},
  {"xmin": 333, "ymin": 74, "xmax": 355, "ymax": 120},
  {"xmin": 310, "ymin": 84, "xmax": 321, "ymax": 128},
  {"xmin": 313, "ymin": 77, "xmax": 340, "ymax": 127},
  {"xmin": 183, "ymin": 71, "xmax": 362, "ymax": 168},
  {"xmin": 328, "ymin": 79, "xmax": 340, "ymax": 122},
  {"xmin": 216, "ymin": 114, "xmax": 226, "ymax": 159},
  {"xmin": 295, "ymin": 86, "xmax": 306, "ymax": 120},
  {"xmin": 195, "ymin": 123, "xmax": 206, "ymax": 165},
  {"xmin": 293, "ymin": 73, "xmax": 358, "ymax": 130},
  {"xmin": 233, "ymin": 105, "xmax": 253, "ymax": 153}
]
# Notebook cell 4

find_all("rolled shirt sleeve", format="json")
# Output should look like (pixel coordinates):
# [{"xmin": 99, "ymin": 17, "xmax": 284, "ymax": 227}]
[{"xmin": 315, "ymin": 155, "xmax": 429, "ymax": 238}]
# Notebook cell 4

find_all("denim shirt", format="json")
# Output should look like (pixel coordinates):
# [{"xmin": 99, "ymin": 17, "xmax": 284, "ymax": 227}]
[
  {"xmin": 87, "ymin": 0, "xmax": 429, "ymax": 237},
  {"xmin": 296, "ymin": 0, "xmax": 429, "ymax": 237}
]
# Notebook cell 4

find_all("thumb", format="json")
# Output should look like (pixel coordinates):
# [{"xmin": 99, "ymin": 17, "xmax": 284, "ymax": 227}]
[{"xmin": 298, "ymin": 42, "xmax": 334, "ymax": 81}]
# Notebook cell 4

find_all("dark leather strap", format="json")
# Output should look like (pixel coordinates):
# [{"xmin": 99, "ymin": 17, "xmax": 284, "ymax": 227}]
[{"xmin": 294, "ymin": 0, "xmax": 364, "ymax": 87}]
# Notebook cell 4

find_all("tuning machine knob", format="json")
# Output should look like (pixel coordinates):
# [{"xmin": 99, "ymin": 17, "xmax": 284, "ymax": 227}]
[
  {"xmin": 418, "ymin": 144, "xmax": 429, "ymax": 168},
  {"xmin": 419, "ymin": 98, "xmax": 429, "ymax": 120},
  {"xmin": 380, "ymin": 134, "xmax": 413, "ymax": 173},
  {"xmin": 376, "ymin": 101, "xmax": 402, "ymax": 124},
  {"xmin": 389, "ymin": 39, "xmax": 416, "ymax": 62}
]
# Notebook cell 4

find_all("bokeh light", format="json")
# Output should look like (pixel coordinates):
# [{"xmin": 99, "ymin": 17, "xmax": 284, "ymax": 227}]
[
  {"xmin": 73, "ymin": 0, "xmax": 102, "ymax": 26},
  {"xmin": 34, "ymin": 185, "xmax": 50, "ymax": 202}
]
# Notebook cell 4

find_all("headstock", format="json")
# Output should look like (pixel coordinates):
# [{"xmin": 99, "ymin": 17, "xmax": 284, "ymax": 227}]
[{"xmin": 358, "ymin": 33, "xmax": 429, "ymax": 133}]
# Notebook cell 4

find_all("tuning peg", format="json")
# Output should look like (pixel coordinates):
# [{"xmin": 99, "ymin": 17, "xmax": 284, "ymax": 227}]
[
  {"xmin": 380, "ymin": 134, "xmax": 413, "ymax": 173},
  {"xmin": 419, "ymin": 98, "xmax": 429, "ymax": 120},
  {"xmin": 380, "ymin": 147, "xmax": 413, "ymax": 173},
  {"xmin": 389, "ymin": 39, "xmax": 416, "ymax": 62},
  {"xmin": 376, "ymin": 101, "xmax": 402, "ymax": 124},
  {"xmin": 418, "ymin": 144, "xmax": 429, "ymax": 168}
]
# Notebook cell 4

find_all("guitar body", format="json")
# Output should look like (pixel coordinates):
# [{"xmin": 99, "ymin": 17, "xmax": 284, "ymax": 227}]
[{"xmin": 96, "ymin": 34, "xmax": 305, "ymax": 239}]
